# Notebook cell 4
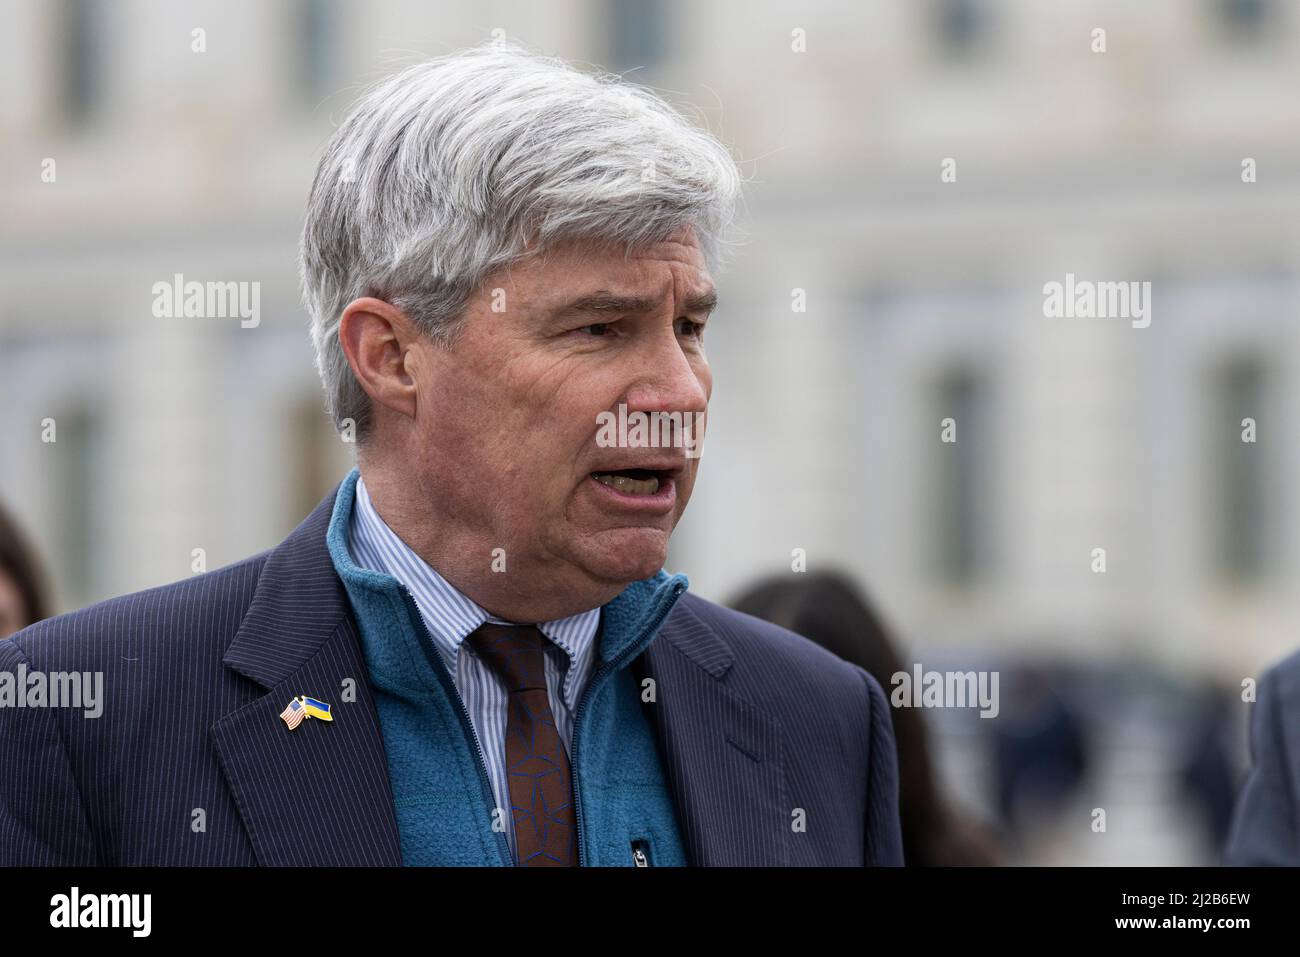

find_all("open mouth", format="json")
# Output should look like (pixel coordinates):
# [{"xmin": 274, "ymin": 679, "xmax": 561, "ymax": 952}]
[{"xmin": 590, "ymin": 468, "xmax": 668, "ymax": 496}]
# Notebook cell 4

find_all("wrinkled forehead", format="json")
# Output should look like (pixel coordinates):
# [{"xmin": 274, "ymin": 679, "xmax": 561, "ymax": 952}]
[{"xmin": 497, "ymin": 231, "xmax": 717, "ymax": 315}]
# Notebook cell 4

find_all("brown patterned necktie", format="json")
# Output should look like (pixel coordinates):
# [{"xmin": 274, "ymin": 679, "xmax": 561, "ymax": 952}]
[{"xmin": 467, "ymin": 622, "xmax": 579, "ymax": 866}]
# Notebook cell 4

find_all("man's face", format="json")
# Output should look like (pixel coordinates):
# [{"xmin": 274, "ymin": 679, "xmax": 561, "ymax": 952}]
[
  {"xmin": 411, "ymin": 225, "xmax": 714, "ymax": 593},
  {"xmin": 0, "ymin": 570, "xmax": 27, "ymax": 639}
]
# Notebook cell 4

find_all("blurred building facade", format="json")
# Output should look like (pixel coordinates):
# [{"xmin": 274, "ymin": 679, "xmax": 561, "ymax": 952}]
[{"xmin": 2, "ymin": 1, "xmax": 1299, "ymax": 862}]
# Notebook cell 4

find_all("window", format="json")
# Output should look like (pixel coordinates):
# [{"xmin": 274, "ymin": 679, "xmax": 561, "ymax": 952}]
[
  {"xmin": 1211, "ymin": 356, "xmax": 1270, "ymax": 583},
  {"xmin": 296, "ymin": 0, "xmax": 341, "ymax": 103},
  {"xmin": 608, "ymin": 0, "xmax": 666, "ymax": 73},
  {"xmin": 60, "ymin": 0, "xmax": 102, "ymax": 123},
  {"xmin": 933, "ymin": 0, "xmax": 988, "ymax": 59},
  {"xmin": 1218, "ymin": 0, "xmax": 1274, "ymax": 43},
  {"xmin": 55, "ymin": 405, "xmax": 107, "ymax": 605},
  {"xmin": 934, "ymin": 367, "xmax": 991, "ymax": 584}
]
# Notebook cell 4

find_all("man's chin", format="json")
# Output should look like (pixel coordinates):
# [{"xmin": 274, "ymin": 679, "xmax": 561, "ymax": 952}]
[{"xmin": 577, "ymin": 528, "xmax": 670, "ymax": 584}]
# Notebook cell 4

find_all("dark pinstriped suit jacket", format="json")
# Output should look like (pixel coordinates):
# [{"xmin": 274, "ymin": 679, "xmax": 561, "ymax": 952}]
[{"xmin": 0, "ymin": 481, "xmax": 904, "ymax": 866}]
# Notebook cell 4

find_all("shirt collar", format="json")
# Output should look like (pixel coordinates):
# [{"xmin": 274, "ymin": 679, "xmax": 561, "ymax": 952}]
[{"xmin": 346, "ymin": 472, "xmax": 602, "ymax": 699}]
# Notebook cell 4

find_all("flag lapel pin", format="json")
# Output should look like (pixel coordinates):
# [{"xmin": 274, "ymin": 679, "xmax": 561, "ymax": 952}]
[{"xmin": 280, "ymin": 695, "xmax": 333, "ymax": 731}]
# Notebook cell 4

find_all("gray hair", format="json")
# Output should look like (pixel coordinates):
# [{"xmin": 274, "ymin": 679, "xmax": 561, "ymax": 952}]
[{"xmin": 299, "ymin": 40, "xmax": 746, "ymax": 441}]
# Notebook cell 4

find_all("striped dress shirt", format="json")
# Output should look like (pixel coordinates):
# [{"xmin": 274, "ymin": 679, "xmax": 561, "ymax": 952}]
[{"xmin": 346, "ymin": 474, "xmax": 602, "ymax": 861}]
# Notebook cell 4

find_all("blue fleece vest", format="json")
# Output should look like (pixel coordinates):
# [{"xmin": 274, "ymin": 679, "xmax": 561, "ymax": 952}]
[{"xmin": 325, "ymin": 468, "xmax": 689, "ymax": 866}]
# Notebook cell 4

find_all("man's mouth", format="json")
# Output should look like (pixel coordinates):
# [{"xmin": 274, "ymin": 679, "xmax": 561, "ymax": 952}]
[{"xmin": 590, "ymin": 468, "xmax": 665, "ymax": 496}]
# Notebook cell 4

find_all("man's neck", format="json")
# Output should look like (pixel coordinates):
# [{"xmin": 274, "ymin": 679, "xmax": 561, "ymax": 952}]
[{"xmin": 356, "ymin": 460, "xmax": 621, "ymax": 622}]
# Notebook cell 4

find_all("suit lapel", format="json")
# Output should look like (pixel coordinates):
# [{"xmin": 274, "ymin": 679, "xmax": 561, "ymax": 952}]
[
  {"xmin": 641, "ymin": 600, "xmax": 791, "ymax": 866},
  {"xmin": 211, "ymin": 484, "xmax": 403, "ymax": 866}
]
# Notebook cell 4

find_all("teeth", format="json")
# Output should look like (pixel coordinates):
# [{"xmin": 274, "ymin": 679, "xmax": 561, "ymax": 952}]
[{"xmin": 593, "ymin": 472, "xmax": 660, "ymax": 495}]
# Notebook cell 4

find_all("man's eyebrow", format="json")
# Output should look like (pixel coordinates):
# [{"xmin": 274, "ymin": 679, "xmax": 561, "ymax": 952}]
[
  {"xmin": 683, "ymin": 289, "xmax": 718, "ymax": 314},
  {"xmin": 550, "ymin": 289, "xmax": 718, "ymax": 320}
]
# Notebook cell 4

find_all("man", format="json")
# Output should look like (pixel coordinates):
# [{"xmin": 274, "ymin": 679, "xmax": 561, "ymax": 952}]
[
  {"xmin": 0, "ymin": 42, "xmax": 903, "ymax": 866},
  {"xmin": 1224, "ymin": 650, "xmax": 1300, "ymax": 865}
]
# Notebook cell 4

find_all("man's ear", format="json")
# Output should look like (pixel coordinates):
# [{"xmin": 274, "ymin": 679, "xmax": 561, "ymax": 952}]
[{"xmin": 338, "ymin": 297, "xmax": 419, "ymax": 423}]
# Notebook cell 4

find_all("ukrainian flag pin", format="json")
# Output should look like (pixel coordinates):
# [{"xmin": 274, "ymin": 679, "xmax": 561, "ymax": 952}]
[{"xmin": 279, "ymin": 695, "xmax": 333, "ymax": 730}]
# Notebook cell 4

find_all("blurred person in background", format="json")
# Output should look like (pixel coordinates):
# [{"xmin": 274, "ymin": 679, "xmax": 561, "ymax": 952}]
[
  {"xmin": 990, "ymin": 665, "xmax": 1091, "ymax": 861},
  {"xmin": 1176, "ymin": 680, "xmax": 1238, "ymax": 860},
  {"xmin": 731, "ymin": 571, "xmax": 1000, "ymax": 866},
  {"xmin": 1224, "ymin": 649, "xmax": 1300, "ymax": 865},
  {"xmin": 0, "ymin": 499, "xmax": 53, "ymax": 639}
]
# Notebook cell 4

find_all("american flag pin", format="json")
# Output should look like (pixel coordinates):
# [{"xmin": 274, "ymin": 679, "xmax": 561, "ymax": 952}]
[
  {"xmin": 280, "ymin": 695, "xmax": 332, "ymax": 731},
  {"xmin": 280, "ymin": 696, "xmax": 307, "ymax": 730}
]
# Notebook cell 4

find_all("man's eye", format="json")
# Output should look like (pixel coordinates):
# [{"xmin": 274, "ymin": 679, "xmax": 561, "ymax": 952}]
[
  {"xmin": 676, "ymin": 317, "xmax": 705, "ymax": 338},
  {"xmin": 581, "ymin": 322, "xmax": 611, "ymax": 336}
]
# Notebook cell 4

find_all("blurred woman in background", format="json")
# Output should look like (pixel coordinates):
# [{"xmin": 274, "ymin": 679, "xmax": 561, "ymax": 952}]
[{"xmin": 0, "ymin": 499, "xmax": 53, "ymax": 639}]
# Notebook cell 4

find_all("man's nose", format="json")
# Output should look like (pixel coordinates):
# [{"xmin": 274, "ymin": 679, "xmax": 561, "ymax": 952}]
[{"xmin": 622, "ymin": 326, "xmax": 709, "ymax": 415}]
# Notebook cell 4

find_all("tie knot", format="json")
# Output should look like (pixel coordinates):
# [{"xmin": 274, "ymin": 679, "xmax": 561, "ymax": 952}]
[{"xmin": 467, "ymin": 622, "xmax": 548, "ymax": 692}]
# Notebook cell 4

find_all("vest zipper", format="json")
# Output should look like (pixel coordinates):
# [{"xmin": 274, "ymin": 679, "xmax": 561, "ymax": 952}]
[
  {"xmin": 396, "ymin": 586, "xmax": 513, "ymax": 866},
  {"xmin": 631, "ymin": 839, "xmax": 651, "ymax": 866},
  {"xmin": 570, "ymin": 579, "xmax": 687, "ymax": 867}
]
